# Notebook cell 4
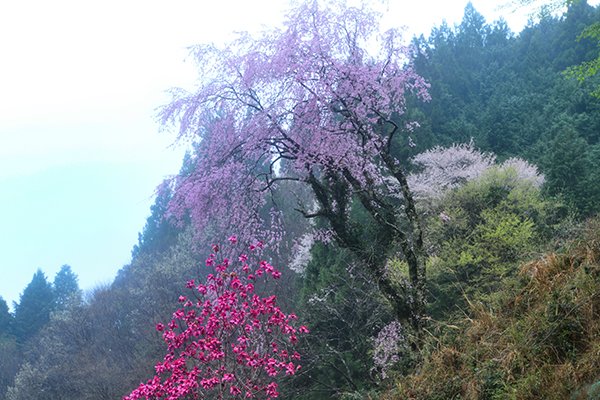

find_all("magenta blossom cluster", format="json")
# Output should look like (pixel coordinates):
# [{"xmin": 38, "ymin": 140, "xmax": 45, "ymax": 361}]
[{"xmin": 124, "ymin": 236, "xmax": 308, "ymax": 399}]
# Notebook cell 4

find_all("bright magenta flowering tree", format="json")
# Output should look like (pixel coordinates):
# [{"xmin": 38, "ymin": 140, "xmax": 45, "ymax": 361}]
[
  {"xmin": 164, "ymin": 1, "xmax": 429, "ymax": 327},
  {"xmin": 124, "ymin": 237, "xmax": 308, "ymax": 399}
]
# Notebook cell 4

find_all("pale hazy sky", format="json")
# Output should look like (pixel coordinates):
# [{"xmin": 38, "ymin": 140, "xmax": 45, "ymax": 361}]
[{"xmin": 0, "ymin": 0, "xmax": 586, "ymax": 307}]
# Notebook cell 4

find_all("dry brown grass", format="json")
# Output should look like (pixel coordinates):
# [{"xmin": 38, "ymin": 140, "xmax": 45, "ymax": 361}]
[{"xmin": 385, "ymin": 218, "xmax": 600, "ymax": 400}]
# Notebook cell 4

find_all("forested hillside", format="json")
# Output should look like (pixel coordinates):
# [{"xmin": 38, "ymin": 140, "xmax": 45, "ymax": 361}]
[
  {"xmin": 1, "ymin": 1, "xmax": 600, "ymax": 399},
  {"xmin": 408, "ymin": 1, "xmax": 600, "ymax": 215}
]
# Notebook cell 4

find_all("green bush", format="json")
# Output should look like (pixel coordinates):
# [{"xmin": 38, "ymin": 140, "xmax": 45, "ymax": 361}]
[
  {"xmin": 386, "ymin": 218, "xmax": 600, "ymax": 400},
  {"xmin": 424, "ymin": 165, "xmax": 558, "ymax": 317}
]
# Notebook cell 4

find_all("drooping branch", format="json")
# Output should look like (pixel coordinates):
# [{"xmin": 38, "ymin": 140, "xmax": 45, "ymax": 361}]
[{"xmin": 164, "ymin": 0, "xmax": 431, "ymax": 332}]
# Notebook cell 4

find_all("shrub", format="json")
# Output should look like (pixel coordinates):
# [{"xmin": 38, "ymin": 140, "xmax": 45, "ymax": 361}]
[{"xmin": 125, "ymin": 237, "xmax": 308, "ymax": 400}]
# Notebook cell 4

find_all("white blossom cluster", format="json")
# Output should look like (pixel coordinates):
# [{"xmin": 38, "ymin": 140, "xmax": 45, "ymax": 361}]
[
  {"xmin": 289, "ymin": 233, "xmax": 315, "ymax": 274},
  {"xmin": 501, "ymin": 157, "xmax": 545, "ymax": 188},
  {"xmin": 371, "ymin": 320, "xmax": 406, "ymax": 380},
  {"xmin": 408, "ymin": 141, "xmax": 495, "ymax": 200},
  {"xmin": 407, "ymin": 142, "xmax": 545, "ymax": 201}
]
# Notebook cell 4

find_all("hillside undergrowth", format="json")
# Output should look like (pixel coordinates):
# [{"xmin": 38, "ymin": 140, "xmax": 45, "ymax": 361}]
[{"xmin": 385, "ymin": 218, "xmax": 600, "ymax": 400}]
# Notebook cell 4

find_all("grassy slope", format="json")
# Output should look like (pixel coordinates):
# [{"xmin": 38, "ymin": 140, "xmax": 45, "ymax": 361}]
[{"xmin": 385, "ymin": 219, "xmax": 600, "ymax": 400}]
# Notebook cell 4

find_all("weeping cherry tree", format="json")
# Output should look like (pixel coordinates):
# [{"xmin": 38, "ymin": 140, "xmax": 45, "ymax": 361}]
[{"xmin": 163, "ymin": 1, "xmax": 430, "ymax": 329}]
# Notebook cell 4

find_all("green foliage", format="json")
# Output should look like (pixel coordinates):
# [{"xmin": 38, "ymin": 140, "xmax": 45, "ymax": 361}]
[
  {"xmin": 0, "ymin": 297, "xmax": 17, "ymax": 397},
  {"xmin": 0, "ymin": 297, "xmax": 13, "ymax": 337},
  {"xmin": 52, "ymin": 265, "xmax": 82, "ymax": 311},
  {"xmin": 476, "ymin": 208, "xmax": 535, "ymax": 262},
  {"xmin": 289, "ymin": 243, "xmax": 395, "ymax": 399},
  {"xmin": 0, "ymin": 335, "xmax": 19, "ymax": 399},
  {"xmin": 543, "ymin": 126, "xmax": 600, "ymax": 215},
  {"xmin": 565, "ymin": 49, "xmax": 600, "ymax": 95},
  {"xmin": 131, "ymin": 180, "xmax": 181, "ymax": 259},
  {"xmin": 564, "ymin": 5, "xmax": 600, "ymax": 96},
  {"xmin": 387, "ymin": 218, "xmax": 600, "ymax": 400},
  {"xmin": 12, "ymin": 270, "xmax": 54, "ymax": 345},
  {"xmin": 582, "ymin": 144, "xmax": 600, "ymax": 212},
  {"xmin": 412, "ymin": 1, "xmax": 600, "ymax": 219},
  {"xmin": 425, "ymin": 165, "xmax": 562, "ymax": 317},
  {"xmin": 6, "ymin": 363, "xmax": 46, "ymax": 400}
]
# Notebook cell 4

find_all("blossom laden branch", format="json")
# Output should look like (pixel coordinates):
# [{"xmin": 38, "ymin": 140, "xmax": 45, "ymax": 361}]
[{"xmin": 124, "ymin": 238, "xmax": 308, "ymax": 400}]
